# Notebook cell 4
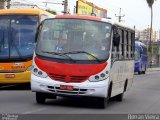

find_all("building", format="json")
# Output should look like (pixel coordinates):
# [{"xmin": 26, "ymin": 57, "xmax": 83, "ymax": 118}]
[
  {"xmin": 0, "ymin": 0, "xmax": 40, "ymax": 9},
  {"xmin": 135, "ymin": 28, "xmax": 159, "ymax": 43},
  {"xmin": 0, "ymin": 0, "xmax": 10, "ymax": 9}
]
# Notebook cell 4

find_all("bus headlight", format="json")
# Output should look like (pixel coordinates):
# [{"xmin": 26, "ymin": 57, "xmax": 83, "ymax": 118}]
[
  {"xmin": 89, "ymin": 72, "xmax": 109, "ymax": 82},
  {"xmin": 26, "ymin": 66, "xmax": 34, "ymax": 71},
  {"xmin": 95, "ymin": 75, "xmax": 100, "ymax": 80},
  {"xmin": 32, "ymin": 67, "xmax": 47, "ymax": 78}
]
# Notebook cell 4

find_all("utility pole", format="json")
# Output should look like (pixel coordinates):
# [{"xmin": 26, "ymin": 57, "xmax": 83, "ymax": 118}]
[
  {"xmin": 62, "ymin": 0, "xmax": 68, "ymax": 14},
  {"xmin": 134, "ymin": 25, "xmax": 136, "ymax": 31},
  {"xmin": 0, "ymin": 1, "xmax": 5, "ymax": 9},
  {"xmin": 147, "ymin": 25, "xmax": 150, "ymax": 56},
  {"xmin": 43, "ymin": 0, "xmax": 68, "ymax": 14},
  {"xmin": 91, "ymin": 2, "xmax": 96, "ymax": 16},
  {"xmin": 6, "ymin": 0, "xmax": 11, "ymax": 9},
  {"xmin": 115, "ymin": 8, "xmax": 125, "ymax": 22}
]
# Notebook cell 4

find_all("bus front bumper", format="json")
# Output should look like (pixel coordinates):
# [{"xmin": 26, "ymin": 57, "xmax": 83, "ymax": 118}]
[
  {"xmin": 0, "ymin": 71, "xmax": 31, "ymax": 84},
  {"xmin": 31, "ymin": 74, "xmax": 109, "ymax": 98}
]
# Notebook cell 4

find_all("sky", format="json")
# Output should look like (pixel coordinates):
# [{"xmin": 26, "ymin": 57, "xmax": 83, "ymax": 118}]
[{"xmin": 12, "ymin": 0, "xmax": 160, "ymax": 31}]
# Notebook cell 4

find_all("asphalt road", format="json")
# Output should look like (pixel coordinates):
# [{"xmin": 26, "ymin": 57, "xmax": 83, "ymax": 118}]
[{"xmin": 0, "ymin": 70, "xmax": 160, "ymax": 114}]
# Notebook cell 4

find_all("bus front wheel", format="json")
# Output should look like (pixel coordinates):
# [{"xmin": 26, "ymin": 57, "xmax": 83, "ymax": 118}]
[
  {"xmin": 97, "ymin": 97, "xmax": 108, "ymax": 108},
  {"xmin": 115, "ymin": 93, "xmax": 124, "ymax": 101},
  {"xmin": 36, "ymin": 92, "xmax": 46, "ymax": 104},
  {"xmin": 97, "ymin": 83, "xmax": 112, "ymax": 108},
  {"xmin": 115, "ymin": 80, "xmax": 127, "ymax": 101}
]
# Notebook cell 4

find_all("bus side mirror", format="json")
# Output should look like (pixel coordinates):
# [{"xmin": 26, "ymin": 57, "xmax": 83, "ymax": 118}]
[{"xmin": 113, "ymin": 33, "xmax": 120, "ymax": 47}]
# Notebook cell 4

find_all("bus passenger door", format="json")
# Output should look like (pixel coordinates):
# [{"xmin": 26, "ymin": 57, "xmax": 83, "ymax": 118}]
[{"xmin": 110, "ymin": 27, "xmax": 123, "ymax": 97}]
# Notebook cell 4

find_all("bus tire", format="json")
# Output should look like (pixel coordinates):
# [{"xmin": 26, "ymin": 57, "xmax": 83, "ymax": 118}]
[
  {"xmin": 97, "ymin": 82, "xmax": 112, "ymax": 108},
  {"xmin": 116, "ymin": 80, "xmax": 127, "ymax": 101},
  {"xmin": 115, "ymin": 93, "xmax": 124, "ymax": 102},
  {"xmin": 138, "ymin": 71, "xmax": 141, "ymax": 75},
  {"xmin": 36, "ymin": 92, "xmax": 46, "ymax": 104},
  {"xmin": 97, "ymin": 97, "xmax": 108, "ymax": 109},
  {"xmin": 143, "ymin": 66, "xmax": 146, "ymax": 74}
]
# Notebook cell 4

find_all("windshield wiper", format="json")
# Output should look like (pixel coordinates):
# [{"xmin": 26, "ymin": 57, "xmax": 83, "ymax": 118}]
[
  {"xmin": 63, "ymin": 51, "xmax": 102, "ymax": 63},
  {"xmin": 41, "ymin": 51, "xmax": 76, "ymax": 63}
]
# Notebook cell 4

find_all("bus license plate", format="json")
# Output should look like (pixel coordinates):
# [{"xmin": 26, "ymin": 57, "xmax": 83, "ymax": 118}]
[
  {"xmin": 60, "ymin": 85, "xmax": 74, "ymax": 91},
  {"xmin": 5, "ymin": 74, "xmax": 15, "ymax": 78}
]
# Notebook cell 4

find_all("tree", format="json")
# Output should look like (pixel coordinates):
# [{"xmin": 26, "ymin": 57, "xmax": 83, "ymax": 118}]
[
  {"xmin": 146, "ymin": 0, "xmax": 155, "ymax": 67},
  {"xmin": 149, "ymin": 44, "xmax": 158, "ymax": 55}
]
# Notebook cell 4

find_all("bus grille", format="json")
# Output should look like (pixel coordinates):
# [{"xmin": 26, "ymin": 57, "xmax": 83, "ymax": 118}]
[
  {"xmin": 48, "ymin": 86, "xmax": 87, "ymax": 95},
  {"xmin": 48, "ymin": 74, "xmax": 88, "ymax": 83}
]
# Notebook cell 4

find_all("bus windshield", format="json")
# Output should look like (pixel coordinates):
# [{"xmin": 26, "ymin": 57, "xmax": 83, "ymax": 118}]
[
  {"xmin": 0, "ymin": 15, "xmax": 38, "ymax": 61},
  {"xmin": 36, "ymin": 19, "xmax": 112, "ymax": 63}
]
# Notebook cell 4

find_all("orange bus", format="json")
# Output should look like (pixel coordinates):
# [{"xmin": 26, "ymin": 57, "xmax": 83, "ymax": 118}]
[{"xmin": 0, "ymin": 9, "xmax": 54, "ymax": 84}]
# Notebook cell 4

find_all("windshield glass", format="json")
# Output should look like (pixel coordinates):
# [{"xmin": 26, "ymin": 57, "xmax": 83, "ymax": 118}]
[
  {"xmin": 0, "ymin": 15, "xmax": 38, "ymax": 60},
  {"xmin": 36, "ymin": 19, "xmax": 112, "ymax": 63}
]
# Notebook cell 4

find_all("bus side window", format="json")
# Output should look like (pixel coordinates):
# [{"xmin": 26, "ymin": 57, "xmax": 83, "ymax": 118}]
[
  {"xmin": 124, "ymin": 30, "xmax": 127, "ymax": 59},
  {"xmin": 131, "ymin": 32, "xmax": 135, "ymax": 58},
  {"xmin": 128, "ymin": 31, "xmax": 132, "ymax": 59},
  {"xmin": 126, "ymin": 31, "xmax": 129, "ymax": 59},
  {"xmin": 112, "ymin": 36, "xmax": 117, "ymax": 60},
  {"xmin": 122, "ymin": 30, "xmax": 124, "ymax": 59},
  {"xmin": 112, "ymin": 26, "xmax": 135, "ymax": 61},
  {"xmin": 116, "ymin": 32, "xmax": 120, "ymax": 59},
  {"xmin": 112, "ymin": 27, "xmax": 119, "ymax": 60},
  {"xmin": 118, "ymin": 28, "xmax": 123, "ymax": 59}
]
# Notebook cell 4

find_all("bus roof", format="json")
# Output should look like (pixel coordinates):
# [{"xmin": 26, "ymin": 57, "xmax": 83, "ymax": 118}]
[
  {"xmin": 114, "ymin": 23, "xmax": 135, "ymax": 32},
  {"xmin": 0, "ymin": 8, "xmax": 52, "ymax": 16},
  {"xmin": 55, "ymin": 14, "xmax": 135, "ymax": 31},
  {"xmin": 55, "ymin": 14, "xmax": 102, "ymax": 21},
  {"xmin": 55, "ymin": 14, "xmax": 117, "ymax": 24}
]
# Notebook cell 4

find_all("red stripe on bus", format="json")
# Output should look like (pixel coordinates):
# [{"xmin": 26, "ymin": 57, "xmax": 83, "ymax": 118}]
[{"xmin": 35, "ymin": 57, "xmax": 107, "ymax": 77}]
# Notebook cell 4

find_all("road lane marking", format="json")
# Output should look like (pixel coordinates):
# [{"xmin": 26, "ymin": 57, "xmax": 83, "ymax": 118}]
[{"xmin": 22, "ymin": 108, "xmax": 47, "ymax": 114}]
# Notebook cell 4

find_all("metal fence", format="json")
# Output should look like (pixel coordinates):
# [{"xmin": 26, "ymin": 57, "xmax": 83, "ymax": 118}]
[{"xmin": 148, "ymin": 64, "xmax": 160, "ymax": 68}]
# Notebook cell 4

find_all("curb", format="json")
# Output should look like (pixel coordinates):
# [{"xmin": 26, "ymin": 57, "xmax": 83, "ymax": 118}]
[{"xmin": 147, "ymin": 68, "xmax": 160, "ymax": 72}]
